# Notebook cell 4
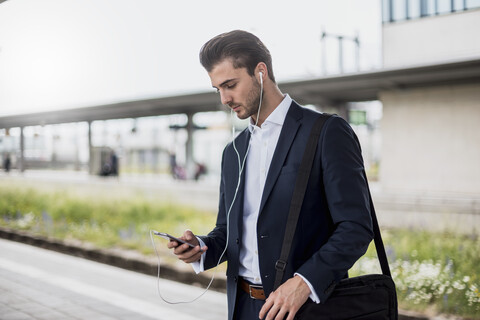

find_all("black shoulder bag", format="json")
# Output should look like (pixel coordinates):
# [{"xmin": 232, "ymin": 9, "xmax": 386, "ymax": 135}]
[{"xmin": 273, "ymin": 114, "xmax": 398, "ymax": 320}]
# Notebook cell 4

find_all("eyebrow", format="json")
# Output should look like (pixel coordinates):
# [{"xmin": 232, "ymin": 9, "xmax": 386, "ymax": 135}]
[{"xmin": 213, "ymin": 78, "xmax": 238, "ymax": 90}]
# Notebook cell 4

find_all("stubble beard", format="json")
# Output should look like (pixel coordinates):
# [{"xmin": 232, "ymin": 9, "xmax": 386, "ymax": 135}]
[{"xmin": 235, "ymin": 78, "xmax": 261, "ymax": 121}]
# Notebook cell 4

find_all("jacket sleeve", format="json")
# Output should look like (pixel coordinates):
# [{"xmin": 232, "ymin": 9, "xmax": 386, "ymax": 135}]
[{"xmin": 295, "ymin": 116, "xmax": 374, "ymax": 303}]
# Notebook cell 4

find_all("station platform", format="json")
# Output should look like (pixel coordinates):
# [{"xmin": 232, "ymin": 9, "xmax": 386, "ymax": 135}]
[{"xmin": 0, "ymin": 238, "xmax": 227, "ymax": 320}]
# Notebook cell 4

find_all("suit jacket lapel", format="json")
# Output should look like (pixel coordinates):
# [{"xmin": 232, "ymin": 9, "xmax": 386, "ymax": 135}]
[{"xmin": 259, "ymin": 102, "xmax": 303, "ymax": 214}]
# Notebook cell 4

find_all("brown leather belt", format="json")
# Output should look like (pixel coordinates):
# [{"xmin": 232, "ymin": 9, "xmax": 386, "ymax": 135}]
[{"xmin": 239, "ymin": 278, "xmax": 266, "ymax": 300}]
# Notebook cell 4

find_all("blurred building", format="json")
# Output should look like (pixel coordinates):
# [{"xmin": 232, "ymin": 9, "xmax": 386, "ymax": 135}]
[{"xmin": 379, "ymin": 0, "xmax": 480, "ymax": 198}]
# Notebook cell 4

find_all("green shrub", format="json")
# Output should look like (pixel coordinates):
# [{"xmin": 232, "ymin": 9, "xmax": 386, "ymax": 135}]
[{"xmin": 351, "ymin": 229, "xmax": 480, "ymax": 318}]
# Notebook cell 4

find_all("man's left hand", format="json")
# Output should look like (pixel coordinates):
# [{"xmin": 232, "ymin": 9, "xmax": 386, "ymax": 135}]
[{"xmin": 258, "ymin": 275, "xmax": 310, "ymax": 320}]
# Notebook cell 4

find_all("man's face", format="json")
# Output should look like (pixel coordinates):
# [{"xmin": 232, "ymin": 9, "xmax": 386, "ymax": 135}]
[{"xmin": 209, "ymin": 59, "xmax": 261, "ymax": 121}]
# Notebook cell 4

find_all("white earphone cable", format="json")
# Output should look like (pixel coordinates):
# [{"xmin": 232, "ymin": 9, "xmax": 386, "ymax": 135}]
[{"xmin": 151, "ymin": 72, "xmax": 264, "ymax": 304}]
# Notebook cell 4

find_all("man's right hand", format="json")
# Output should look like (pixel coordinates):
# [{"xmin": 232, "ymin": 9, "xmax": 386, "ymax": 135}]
[{"xmin": 166, "ymin": 229, "xmax": 207, "ymax": 263}]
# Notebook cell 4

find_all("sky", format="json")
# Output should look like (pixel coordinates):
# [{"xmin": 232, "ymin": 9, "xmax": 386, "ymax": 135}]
[{"xmin": 0, "ymin": 0, "xmax": 382, "ymax": 117}]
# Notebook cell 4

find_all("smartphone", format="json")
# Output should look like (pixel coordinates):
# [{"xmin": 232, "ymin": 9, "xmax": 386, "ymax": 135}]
[{"xmin": 153, "ymin": 231, "xmax": 197, "ymax": 249}]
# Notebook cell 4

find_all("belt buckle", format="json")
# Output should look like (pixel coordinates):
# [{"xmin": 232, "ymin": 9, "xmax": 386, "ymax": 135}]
[{"xmin": 249, "ymin": 284, "xmax": 263, "ymax": 299}]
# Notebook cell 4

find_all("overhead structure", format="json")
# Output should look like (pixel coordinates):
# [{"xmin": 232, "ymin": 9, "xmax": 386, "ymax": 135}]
[
  {"xmin": 0, "ymin": 58, "xmax": 479, "ymax": 177},
  {"xmin": 1, "ymin": 58, "xmax": 479, "ymax": 129}
]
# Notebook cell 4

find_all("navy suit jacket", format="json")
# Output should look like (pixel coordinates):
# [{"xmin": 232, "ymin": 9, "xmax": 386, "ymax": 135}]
[{"xmin": 200, "ymin": 101, "xmax": 373, "ymax": 320}]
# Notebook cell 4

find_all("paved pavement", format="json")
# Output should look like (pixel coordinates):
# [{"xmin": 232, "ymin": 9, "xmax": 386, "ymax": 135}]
[{"xmin": 0, "ymin": 238, "xmax": 227, "ymax": 320}]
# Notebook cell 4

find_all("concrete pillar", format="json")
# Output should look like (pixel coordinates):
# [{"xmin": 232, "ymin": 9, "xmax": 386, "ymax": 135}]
[
  {"xmin": 321, "ymin": 103, "xmax": 349, "ymax": 122},
  {"xmin": 335, "ymin": 103, "xmax": 349, "ymax": 122},
  {"xmin": 74, "ymin": 123, "xmax": 81, "ymax": 171},
  {"xmin": 19, "ymin": 127, "xmax": 25, "ymax": 172},
  {"xmin": 51, "ymin": 125, "xmax": 57, "ymax": 168},
  {"xmin": 88, "ymin": 121, "xmax": 93, "ymax": 174},
  {"xmin": 185, "ymin": 112, "xmax": 195, "ymax": 179}
]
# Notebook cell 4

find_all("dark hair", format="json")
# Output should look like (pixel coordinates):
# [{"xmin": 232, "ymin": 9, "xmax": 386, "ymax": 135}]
[{"xmin": 199, "ymin": 30, "xmax": 276, "ymax": 83}]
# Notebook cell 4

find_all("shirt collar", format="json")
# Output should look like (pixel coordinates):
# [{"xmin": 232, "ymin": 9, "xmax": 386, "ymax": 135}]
[{"xmin": 248, "ymin": 94, "xmax": 292, "ymax": 133}]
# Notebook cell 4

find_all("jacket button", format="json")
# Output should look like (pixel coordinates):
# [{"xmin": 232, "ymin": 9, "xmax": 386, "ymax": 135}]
[
  {"xmin": 236, "ymin": 238, "xmax": 239, "ymax": 244},
  {"xmin": 234, "ymin": 276, "xmax": 238, "ymax": 283}
]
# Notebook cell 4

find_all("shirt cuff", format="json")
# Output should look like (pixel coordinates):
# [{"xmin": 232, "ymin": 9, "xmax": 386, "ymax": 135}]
[
  {"xmin": 190, "ymin": 237, "xmax": 206, "ymax": 274},
  {"xmin": 294, "ymin": 273, "xmax": 321, "ymax": 303}
]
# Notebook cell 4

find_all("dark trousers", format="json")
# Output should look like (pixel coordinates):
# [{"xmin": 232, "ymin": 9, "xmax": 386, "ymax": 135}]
[{"xmin": 233, "ymin": 283, "xmax": 266, "ymax": 320}]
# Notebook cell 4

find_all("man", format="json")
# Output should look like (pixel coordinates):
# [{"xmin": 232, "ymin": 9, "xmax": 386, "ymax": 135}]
[
  {"xmin": 167, "ymin": 30, "xmax": 373, "ymax": 320},
  {"xmin": 3, "ymin": 153, "xmax": 11, "ymax": 172}
]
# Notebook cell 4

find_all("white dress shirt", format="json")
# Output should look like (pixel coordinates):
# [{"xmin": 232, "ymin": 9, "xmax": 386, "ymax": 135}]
[
  {"xmin": 239, "ymin": 94, "xmax": 291, "ymax": 283},
  {"xmin": 193, "ymin": 94, "xmax": 319, "ymax": 302}
]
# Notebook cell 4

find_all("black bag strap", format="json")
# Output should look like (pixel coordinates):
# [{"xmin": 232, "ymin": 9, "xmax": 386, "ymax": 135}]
[
  {"xmin": 273, "ymin": 114, "xmax": 390, "ymax": 291},
  {"xmin": 273, "ymin": 114, "xmax": 330, "ymax": 290},
  {"xmin": 356, "ymin": 136, "xmax": 391, "ymax": 277}
]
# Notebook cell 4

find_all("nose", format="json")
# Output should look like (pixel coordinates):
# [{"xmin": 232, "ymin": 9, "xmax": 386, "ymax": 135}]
[{"xmin": 219, "ymin": 90, "xmax": 232, "ymax": 106}]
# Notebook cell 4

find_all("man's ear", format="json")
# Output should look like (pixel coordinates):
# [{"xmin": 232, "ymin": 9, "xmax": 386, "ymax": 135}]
[{"xmin": 255, "ymin": 62, "xmax": 268, "ymax": 82}]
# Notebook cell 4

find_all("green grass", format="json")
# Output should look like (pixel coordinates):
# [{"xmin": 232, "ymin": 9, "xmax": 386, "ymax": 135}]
[
  {"xmin": 0, "ymin": 185, "xmax": 479, "ymax": 318},
  {"xmin": 0, "ymin": 185, "xmax": 216, "ymax": 255}
]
